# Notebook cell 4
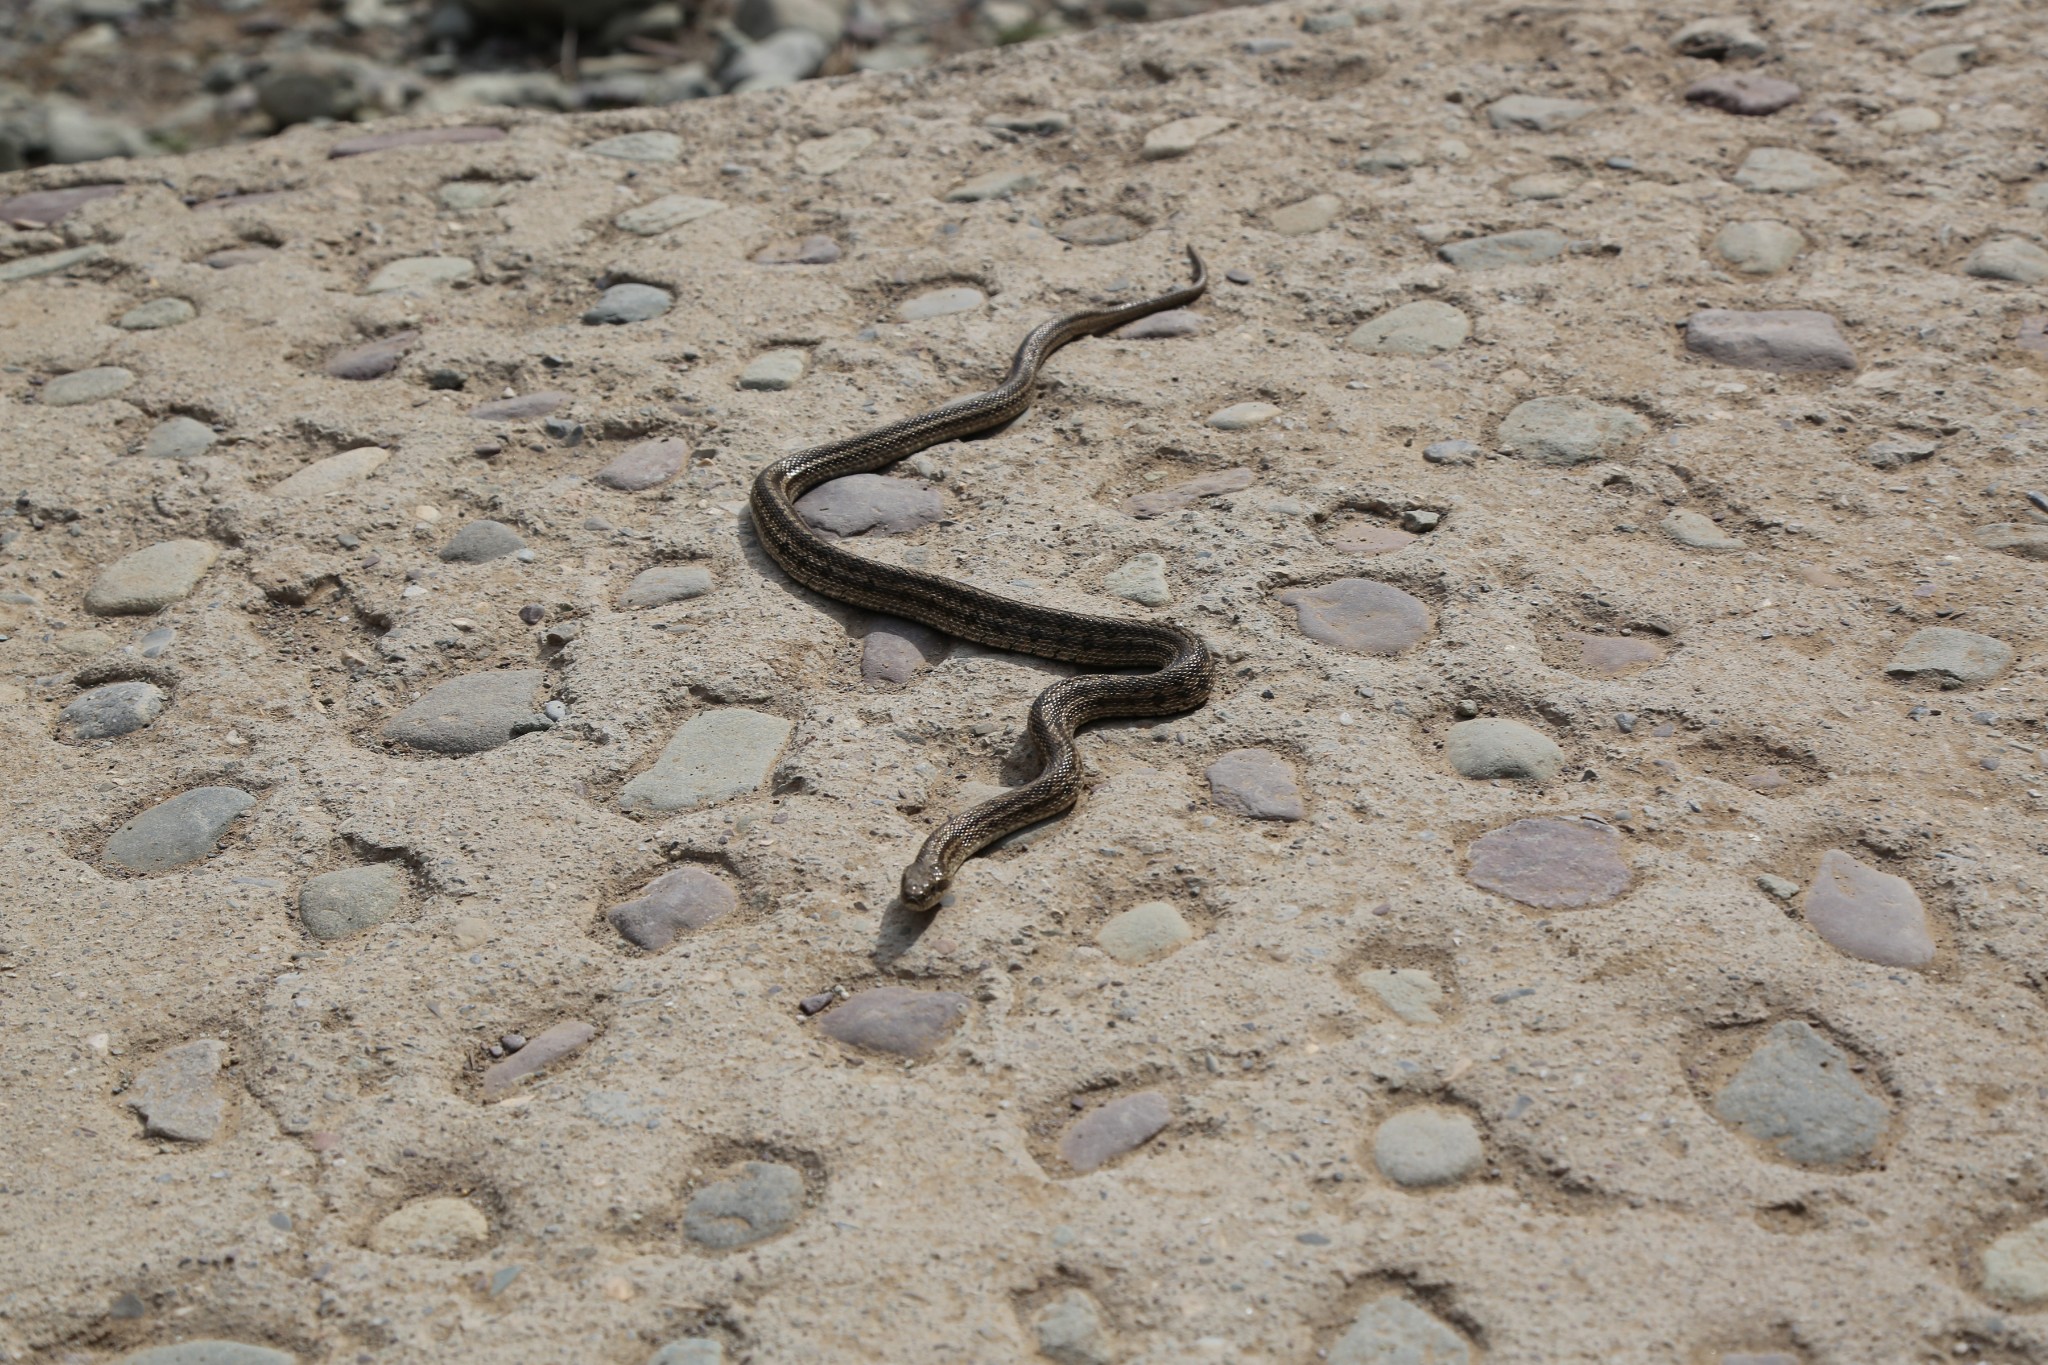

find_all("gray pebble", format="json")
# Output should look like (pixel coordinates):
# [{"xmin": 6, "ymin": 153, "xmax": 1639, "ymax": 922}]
[
  {"xmin": 608, "ymin": 866, "xmax": 738, "ymax": 950},
  {"xmin": 44, "ymin": 366, "xmax": 136, "ymax": 407},
  {"xmin": 647, "ymin": 1341, "xmax": 726, "ymax": 1365},
  {"xmin": 945, "ymin": 168, "xmax": 1038, "ymax": 202},
  {"xmin": 1684, "ymin": 309, "xmax": 1856, "ymax": 372},
  {"xmin": 1670, "ymin": 14, "xmax": 1766, "ymax": 59},
  {"xmin": 754, "ymin": 235, "xmax": 841, "ymax": 265},
  {"xmin": 1056, "ymin": 213, "xmax": 1141, "ymax": 246},
  {"xmin": 683, "ymin": 1161, "xmax": 804, "ymax": 1250},
  {"xmin": 1467, "ymin": 816, "xmax": 1631, "ymax": 910},
  {"xmin": 1423, "ymin": 439, "xmax": 1480, "ymax": 466},
  {"xmin": 1372, "ymin": 1107, "xmax": 1484, "ymax": 1187},
  {"xmin": 614, "ymin": 194, "xmax": 726, "ymax": 236},
  {"xmin": 85, "ymin": 540, "xmax": 219, "ymax": 615},
  {"xmin": 585, "ymin": 131, "xmax": 684, "ymax": 163},
  {"xmin": 1486, "ymin": 94, "xmax": 1597, "ymax": 132},
  {"xmin": 1205, "ymin": 747, "xmax": 1304, "ymax": 820},
  {"xmin": 794, "ymin": 473, "xmax": 943, "ymax": 537},
  {"xmin": 620, "ymin": 565, "xmax": 715, "ymax": 608},
  {"xmin": 898, "ymin": 286, "xmax": 985, "ymax": 322},
  {"xmin": 325, "ymin": 330, "xmax": 418, "ymax": 380},
  {"xmin": 141, "ymin": 416, "xmax": 217, "ymax": 461},
  {"xmin": 1102, "ymin": 553, "xmax": 1170, "ymax": 606},
  {"xmin": 1121, "ymin": 466, "xmax": 1253, "ymax": 518},
  {"xmin": 1439, "ymin": 229, "xmax": 1568, "ymax": 271},
  {"xmin": 816, "ymin": 987, "xmax": 970, "ymax": 1058},
  {"xmin": 126, "ymin": 1038, "xmax": 228, "ymax": 1142},
  {"xmin": 1802, "ymin": 849, "xmax": 1934, "ymax": 968},
  {"xmin": 1756, "ymin": 874, "xmax": 1800, "ymax": 900},
  {"xmin": 439, "ymin": 519, "xmax": 526, "ymax": 563},
  {"xmin": 595, "ymin": 438, "xmax": 688, "ymax": 491},
  {"xmin": 383, "ymin": 669, "xmax": 545, "ymax": 754},
  {"xmin": 114, "ymin": 1343, "xmax": 295, "ymax": 1365},
  {"xmin": 481, "ymin": 1020, "xmax": 597, "ymax": 1099},
  {"xmin": 1712, "ymin": 1020, "xmax": 1888, "ymax": 1165},
  {"xmin": 1713, "ymin": 220, "xmax": 1803, "ymax": 276},
  {"xmin": 61, "ymin": 680, "xmax": 166, "ymax": 740},
  {"xmin": 1330, "ymin": 1297, "xmax": 1471, "ymax": 1365},
  {"xmin": 1971, "ymin": 523, "xmax": 2048, "ymax": 560},
  {"xmin": 584, "ymin": 282, "xmax": 673, "ymax": 325},
  {"xmin": 117, "ymin": 297, "xmax": 197, "ymax": 331},
  {"xmin": 1058, "ymin": 1091, "xmax": 1171, "ymax": 1172},
  {"xmin": 1207, "ymin": 401, "xmax": 1280, "ymax": 430},
  {"xmin": 861, "ymin": 616, "xmax": 947, "ymax": 683},
  {"xmin": 1275, "ymin": 578, "xmax": 1432, "ymax": 654},
  {"xmin": 1498, "ymin": 396, "xmax": 1648, "ymax": 465},
  {"xmin": 107, "ymin": 787, "xmax": 254, "ymax": 873},
  {"xmin": 1032, "ymin": 1289, "xmax": 1113, "ymax": 1365},
  {"xmin": 139, "ymin": 625, "xmax": 176, "ymax": 658},
  {"xmin": 1346, "ymin": 300, "xmax": 1469, "ymax": 354},
  {"xmin": 619, "ymin": 708, "xmax": 792, "ymax": 813},
  {"xmin": 1359, "ymin": 967, "xmax": 1444, "ymax": 1024},
  {"xmin": 1732, "ymin": 147, "xmax": 1842, "ymax": 193},
  {"xmin": 1965, "ymin": 238, "xmax": 2048, "ymax": 286},
  {"xmin": 1115, "ymin": 308, "xmax": 1204, "ymax": 339},
  {"xmin": 299, "ymin": 864, "xmax": 407, "ymax": 940},
  {"xmin": 739, "ymin": 349, "xmax": 807, "ymax": 390},
  {"xmin": 1444, "ymin": 717, "xmax": 1562, "ymax": 781},
  {"xmin": 1885, "ymin": 627, "xmax": 2012, "ymax": 687},
  {"xmin": 364, "ymin": 256, "xmax": 474, "ymax": 293},
  {"xmin": 1662, "ymin": 509, "xmax": 1744, "ymax": 550},
  {"xmin": 1096, "ymin": 901, "xmax": 1196, "ymax": 964},
  {"xmin": 470, "ymin": 391, "xmax": 569, "ymax": 420}
]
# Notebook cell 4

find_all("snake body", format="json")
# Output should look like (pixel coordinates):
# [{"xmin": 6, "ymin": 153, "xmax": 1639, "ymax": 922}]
[{"xmin": 750, "ymin": 248, "xmax": 1216, "ymax": 908}]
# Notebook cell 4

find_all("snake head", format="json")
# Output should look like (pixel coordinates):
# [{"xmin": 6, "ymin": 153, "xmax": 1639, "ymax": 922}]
[{"xmin": 900, "ymin": 857, "xmax": 949, "ymax": 910}]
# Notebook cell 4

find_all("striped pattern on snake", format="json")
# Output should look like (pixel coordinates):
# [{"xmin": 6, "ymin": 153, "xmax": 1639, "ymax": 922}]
[{"xmin": 750, "ymin": 248, "xmax": 1217, "ymax": 909}]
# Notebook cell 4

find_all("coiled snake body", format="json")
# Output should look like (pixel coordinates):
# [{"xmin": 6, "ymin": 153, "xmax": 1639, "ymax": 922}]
[{"xmin": 750, "ymin": 248, "xmax": 1217, "ymax": 909}]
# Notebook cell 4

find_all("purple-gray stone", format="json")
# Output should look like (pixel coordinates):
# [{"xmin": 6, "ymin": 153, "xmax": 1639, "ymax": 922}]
[
  {"xmin": 862, "ymin": 617, "xmax": 947, "ymax": 683},
  {"xmin": 1205, "ymin": 748, "xmax": 1305, "ymax": 821},
  {"xmin": 594, "ymin": 438, "xmax": 688, "ymax": 491},
  {"xmin": 1275, "ymin": 579, "xmax": 1432, "ymax": 654},
  {"xmin": 1802, "ymin": 849, "xmax": 1934, "ymax": 969},
  {"xmin": 794, "ymin": 474, "xmax": 943, "ymax": 537},
  {"xmin": 608, "ymin": 867, "xmax": 738, "ymax": 950},
  {"xmin": 1467, "ymin": 817, "xmax": 1631, "ymax": 910},
  {"xmin": 815, "ymin": 988, "xmax": 969, "ymax": 1058},
  {"xmin": 1058, "ymin": 1091, "xmax": 1171, "ymax": 1172},
  {"xmin": 1684, "ymin": 310, "xmax": 1855, "ymax": 372}
]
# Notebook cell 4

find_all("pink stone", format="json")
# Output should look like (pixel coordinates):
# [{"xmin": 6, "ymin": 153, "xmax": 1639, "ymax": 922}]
[
  {"xmin": 481, "ymin": 1020, "xmax": 597, "ymax": 1098},
  {"xmin": 1121, "ymin": 467, "xmax": 1253, "ymax": 518},
  {"xmin": 0, "ymin": 183, "xmax": 123, "ymax": 226},
  {"xmin": 1468, "ymin": 817, "xmax": 1632, "ymax": 910},
  {"xmin": 815, "ymin": 988, "xmax": 968, "ymax": 1059},
  {"xmin": 1276, "ymin": 579, "xmax": 1432, "ymax": 655},
  {"xmin": 594, "ymin": 438, "xmax": 688, "ymax": 491},
  {"xmin": 1802, "ymin": 850, "xmax": 1934, "ymax": 969},
  {"xmin": 330, "ymin": 125, "xmax": 507, "ymax": 158},
  {"xmin": 1059, "ymin": 1091, "xmax": 1171, "ymax": 1172},
  {"xmin": 1576, "ymin": 634, "xmax": 1662, "ymax": 677}
]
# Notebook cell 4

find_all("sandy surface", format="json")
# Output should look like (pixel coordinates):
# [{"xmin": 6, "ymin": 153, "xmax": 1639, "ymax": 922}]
[{"xmin": 3, "ymin": 0, "xmax": 2047, "ymax": 1361}]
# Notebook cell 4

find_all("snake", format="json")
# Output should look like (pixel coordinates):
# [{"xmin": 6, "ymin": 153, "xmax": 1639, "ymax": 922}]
[{"xmin": 750, "ymin": 247, "xmax": 1217, "ymax": 910}]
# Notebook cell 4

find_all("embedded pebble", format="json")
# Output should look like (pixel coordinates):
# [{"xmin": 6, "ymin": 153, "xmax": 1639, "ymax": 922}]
[
  {"xmin": 60, "ymin": 680, "xmax": 166, "ymax": 740},
  {"xmin": 1056, "ymin": 213, "xmax": 1140, "ymax": 246},
  {"xmin": 794, "ymin": 473, "xmax": 943, "ymax": 536},
  {"xmin": 1757, "ymin": 874, "xmax": 1800, "ymax": 900},
  {"xmin": 740, "ymin": 350, "xmax": 807, "ymax": 390},
  {"xmin": 1506, "ymin": 171, "xmax": 1577, "ymax": 200},
  {"xmin": 1423, "ymin": 439, "xmax": 1480, "ymax": 466},
  {"xmin": 1372, "ymin": 1107, "xmax": 1484, "ymax": 1187},
  {"xmin": 1733, "ymin": 147, "xmax": 1843, "ymax": 193},
  {"xmin": 126, "ymin": 1039, "xmax": 227, "ymax": 1142},
  {"xmin": 85, "ymin": 539, "xmax": 219, "ymax": 615},
  {"xmin": 116, "ymin": 1344, "xmax": 295, "ymax": 1365},
  {"xmin": 595, "ymin": 438, "xmax": 689, "ymax": 491},
  {"xmin": 1096, "ymin": 901, "xmax": 1195, "ymax": 964},
  {"xmin": 585, "ymin": 130, "xmax": 683, "ymax": 163},
  {"xmin": 608, "ymin": 866, "xmax": 738, "ymax": 950},
  {"xmin": 1330, "ymin": 1297, "xmax": 1471, "ymax": 1365},
  {"xmin": 794, "ymin": 126, "xmax": 876, "ymax": 174},
  {"xmin": 1714, "ymin": 220, "xmax": 1803, "ymax": 275},
  {"xmin": 619, "ymin": 708, "xmax": 793, "ymax": 813},
  {"xmin": 481, "ymin": 1020, "xmax": 597, "ymax": 1098},
  {"xmin": 383, "ymin": 670, "xmax": 544, "ymax": 754},
  {"xmin": 584, "ymin": 283, "xmax": 673, "ymax": 325},
  {"xmin": 945, "ymin": 168, "xmax": 1037, "ymax": 202},
  {"xmin": 1971, "ymin": 523, "xmax": 2048, "ymax": 560},
  {"xmin": 1486, "ymin": 95, "xmax": 1596, "ymax": 132},
  {"xmin": 1032, "ymin": 1289, "xmax": 1112, "ymax": 1365},
  {"xmin": 898, "ymin": 286, "xmax": 985, "ymax": 321},
  {"xmin": 1058, "ymin": 1091, "xmax": 1170, "ymax": 1172},
  {"xmin": 364, "ymin": 256, "xmax": 474, "ymax": 293},
  {"xmin": 107, "ymin": 787, "xmax": 255, "ymax": 873},
  {"xmin": 439, "ymin": 519, "xmax": 526, "ymax": 563},
  {"xmin": 44, "ymin": 366, "xmax": 135, "ymax": 407},
  {"xmin": 0, "ymin": 182, "xmax": 123, "ymax": 224},
  {"xmin": 142, "ymin": 416, "xmax": 217, "ymax": 461},
  {"xmin": 683, "ymin": 1161, "xmax": 804, "ymax": 1249},
  {"xmin": 1873, "ymin": 106, "xmax": 1943, "ymax": 135},
  {"xmin": 614, "ymin": 194, "xmax": 726, "ymax": 236},
  {"xmin": 1444, "ymin": 718, "xmax": 1563, "ymax": 781},
  {"xmin": 1140, "ymin": 115, "xmax": 1233, "ymax": 159},
  {"xmin": 1468, "ymin": 817, "xmax": 1632, "ymax": 910},
  {"xmin": 647, "ymin": 1342, "xmax": 726, "ymax": 1365},
  {"xmin": 1982, "ymin": 1220, "xmax": 2048, "ymax": 1306},
  {"xmin": 471, "ymin": 391, "xmax": 569, "ymax": 420},
  {"xmin": 1121, "ymin": 467, "xmax": 1252, "ymax": 517},
  {"xmin": 1329, "ymin": 524, "xmax": 1415, "ymax": 555},
  {"xmin": 1802, "ymin": 849, "xmax": 1934, "ymax": 969},
  {"xmin": 1267, "ymin": 193, "xmax": 1341, "ymax": 236},
  {"xmin": 1670, "ymin": 15, "xmax": 1766, "ymax": 59},
  {"xmin": 1498, "ymin": 396, "xmax": 1648, "ymax": 464},
  {"xmin": 1711, "ymin": 1021, "xmax": 1889, "ymax": 1165},
  {"xmin": 270, "ymin": 446, "xmax": 388, "ymax": 498},
  {"xmin": 1275, "ymin": 579, "xmax": 1432, "ymax": 655},
  {"xmin": 1439, "ymin": 228, "xmax": 1567, "ymax": 270},
  {"xmin": 755, "ymin": 235, "xmax": 842, "ymax": 264},
  {"xmin": 620, "ymin": 565, "xmax": 715, "ymax": 608},
  {"xmin": 1964, "ymin": 238, "xmax": 2048, "ymax": 286},
  {"xmin": 331, "ymin": 125, "xmax": 504, "ymax": 156},
  {"xmin": 1116, "ymin": 309, "xmax": 1204, "ymax": 339},
  {"xmin": 1684, "ymin": 309, "xmax": 1856, "ymax": 372},
  {"xmin": 325, "ymin": 330, "xmax": 417, "ymax": 380},
  {"xmin": 1360, "ymin": 967, "xmax": 1444, "ymax": 1024},
  {"xmin": 1346, "ymin": 300, "xmax": 1469, "ymax": 355},
  {"xmin": 1662, "ymin": 509, "xmax": 1744, "ymax": 550},
  {"xmin": 439, "ymin": 181, "xmax": 510, "ymax": 210},
  {"xmin": 0, "ymin": 244, "xmax": 107, "ymax": 282},
  {"xmin": 1885, "ymin": 627, "xmax": 2012, "ymax": 687},
  {"xmin": 1685, "ymin": 73, "xmax": 1801, "ymax": 116},
  {"xmin": 1102, "ymin": 553, "xmax": 1169, "ymax": 606},
  {"xmin": 817, "ymin": 987, "xmax": 969, "ymax": 1058},
  {"xmin": 1908, "ymin": 42, "xmax": 1976, "ymax": 77},
  {"xmin": 862, "ymin": 617, "xmax": 947, "ymax": 683},
  {"xmin": 1205, "ymin": 748, "xmax": 1305, "ymax": 821},
  {"xmin": 117, "ymin": 297, "xmax": 196, "ymax": 330},
  {"xmin": 299, "ymin": 864, "xmax": 407, "ymax": 941},
  {"xmin": 368, "ymin": 1197, "xmax": 490, "ymax": 1254}
]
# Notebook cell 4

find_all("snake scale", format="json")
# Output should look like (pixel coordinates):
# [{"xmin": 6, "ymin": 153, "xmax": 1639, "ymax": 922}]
[{"xmin": 750, "ymin": 247, "xmax": 1217, "ymax": 909}]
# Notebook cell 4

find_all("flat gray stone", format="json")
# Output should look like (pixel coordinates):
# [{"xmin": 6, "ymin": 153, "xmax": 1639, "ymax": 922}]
[
  {"xmin": 862, "ymin": 617, "xmax": 947, "ymax": 683},
  {"xmin": 1121, "ymin": 467, "xmax": 1253, "ymax": 517},
  {"xmin": 608, "ymin": 867, "xmax": 738, "ymax": 950},
  {"xmin": 1424, "ymin": 439, "xmax": 1480, "ymax": 466},
  {"xmin": 118, "ymin": 297, "xmax": 197, "ymax": 330},
  {"xmin": 615, "ymin": 194, "xmax": 726, "ymax": 235},
  {"xmin": 1347, "ymin": 300, "xmax": 1470, "ymax": 354},
  {"xmin": 1208, "ymin": 401, "xmax": 1281, "ymax": 430},
  {"xmin": 142, "ymin": 416, "xmax": 217, "ymax": 461},
  {"xmin": 0, "ymin": 244, "xmax": 106, "ymax": 283},
  {"xmin": 1578, "ymin": 634, "xmax": 1663, "ymax": 677},
  {"xmin": 1057, "ymin": 213, "xmax": 1141, "ymax": 246},
  {"xmin": 1862, "ymin": 437, "xmax": 1937, "ymax": 470},
  {"xmin": 44, "ymin": 366, "xmax": 135, "ymax": 407},
  {"xmin": 1757, "ymin": 874, "xmax": 1801, "ymax": 900},
  {"xmin": 1965, "ymin": 238, "xmax": 2048, "ymax": 286},
  {"xmin": 1909, "ymin": 41, "xmax": 1976, "ymax": 77},
  {"xmin": 620, "ymin": 565, "xmax": 715, "ymax": 608},
  {"xmin": 1141, "ymin": 115, "xmax": 1233, "ymax": 159},
  {"xmin": 439, "ymin": 519, "xmax": 525, "ymax": 563},
  {"xmin": 1714, "ymin": 220, "xmax": 1803, "ymax": 276},
  {"xmin": 1662, "ymin": 509, "xmax": 1744, "ymax": 550},
  {"xmin": 794, "ymin": 127, "xmax": 877, "ymax": 175},
  {"xmin": 684, "ymin": 1161, "xmax": 803, "ymax": 1250},
  {"xmin": 1971, "ymin": 523, "xmax": 2048, "ymax": 560},
  {"xmin": 1330, "ymin": 1297, "xmax": 1471, "ymax": 1365},
  {"xmin": 1268, "ymin": 193, "xmax": 1341, "ymax": 235},
  {"xmin": 364, "ymin": 256, "xmax": 474, "ymax": 293},
  {"xmin": 739, "ymin": 350, "xmax": 806, "ymax": 390},
  {"xmin": 299, "ymin": 864, "xmax": 407, "ymax": 941},
  {"xmin": 1733, "ymin": 147, "xmax": 1842, "ymax": 193},
  {"xmin": 1373, "ymin": 1107, "xmax": 1484, "ymax": 1187},
  {"xmin": 595, "ymin": 438, "xmax": 688, "ymax": 490},
  {"xmin": 1670, "ymin": 15, "xmax": 1766, "ymax": 60},
  {"xmin": 1802, "ymin": 849, "xmax": 1935, "ymax": 968},
  {"xmin": 1982, "ymin": 1219, "xmax": 2048, "ymax": 1307},
  {"xmin": 1685, "ymin": 73, "xmax": 1802, "ymax": 116},
  {"xmin": 1360, "ymin": 967, "xmax": 1444, "ymax": 1024},
  {"xmin": 1205, "ymin": 748, "xmax": 1304, "ymax": 821},
  {"xmin": 1498, "ymin": 396, "xmax": 1648, "ymax": 464},
  {"xmin": 126, "ymin": 1039, "xmax": 227, "ymax": 1142},
  {"xmin": 1102, "ymin": 553, "xmax": 1169, "ymax": 606},
  {"xmin": 1440, "ymin": 229, "xmax": 1568, "ymax": 270},
  {"xmin": 898, "ymin": 286, "xmax": 985, "ymax": 321},
  {"xmin": 754, "ymin": 235, "xmax": 842, "ymax": 265},
  {"xmin": 1506, "ymin": 171, "xmax": 1578, "ymax": 200},
  {"xmin": 945, "ymin": 168, "xmax": 1038, "ymax": 202},
  {"xmin": 1685, "ymin": 309, "xmax": 1855, "ymax": 372},
  {"xmin": 440, "ymin": 181, "xmax": 511, "ymax": 210},
  {"xmin": 1059, "ymin": 1091, "xmax": 1171, "ymax": 1172},
  {"xmin": 586, "ymin": 130, "xmax": 683, "ymax": 163},
  {"xmin": 367, "ymin": 1196, "xmax": 490, "ymax": 1254},
  {"xmin": 1097, "ymin": 901, "xmax": 1196, "ymax": 964},
  {"xmin": 620, "ymin": 708, "xmax": 792, "ymax": 813},
  {"xmin": 1032, "ymin": 1290, "xmax": 1112, "ymax": 1365},
  {"xmin": 1712, "ymin": 1021, "xmax": 1889, "ymax": 1165},
  {"xmin": 86, "ymin": 539, "xmax": 218, "ymax": 616},
  {"xmin": 1276, "ymin": 579, "xmax": 1432, "ymax": 654},
  {"xmin": 1468, "ymin": 816, "xmax": 1631, "ymax": 910},
  {"xmin": 270, "ymin": 446, "xmax": 388, "ymax": 498},
  {"xmin": 1444, "ymin": 718, "xmax": 1562, "ymax": 781},
  {"xmin": 1885, "ymin": 627, "xmax": 2011, "ymax": 687},
  {"xmin": 816, "ymin": 988, "xmax": 970, "ymax": 1058},
  {"xmin": 325, "ymin": 330, "xmax": 417, "ymax": 380},
  {"xmin": 107, "ymin": 787, "xmax": 254, "ymax": 873},
  {"xmin": 481, "ymin": 1020, "xmax": 597, "ymax": 1098},
  {"xmin": 1330, "ymin": 523, "xmax": 1415, "ymax": 555},
  {"xmin": 647, "ymin": 1341, "xmax": 726, "ymax": 1365},
  {"xmin": 116, "ymin": 1344, "xmax": 296, "ymax": 1365},
  {"xmin": 1115, "ymin": 308, "xmax": 1205, "ymax": 339},
  {"xmin": 383, "ymin": 670, "xmax": 544, "ymax": 754},
  {"xmin": 583, "ymin": 283, "xmax": 673, "ymax": 324},
  {"xmin": 794, "ymin": 473, "xmax": 943, "ymax": 537},
  {"xmin": 470, "ymin": 391, "xmax": 569, "ymax": 420},
  {"xmin": 61, "ymin": 680, "xmax": 166, "ymax": 741},
  {"xmin": 1486, "ymin": 95, "xmax": 1596, "ymax": 132}
]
